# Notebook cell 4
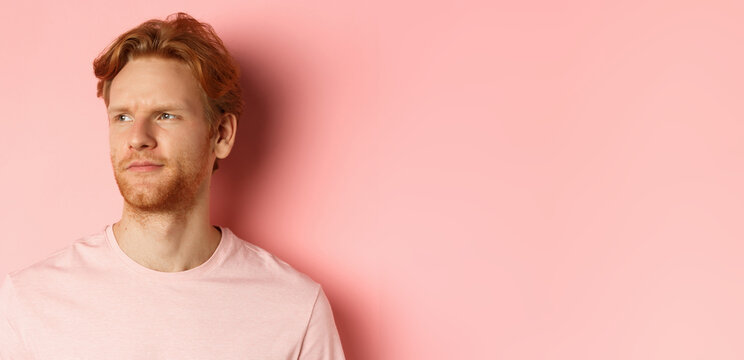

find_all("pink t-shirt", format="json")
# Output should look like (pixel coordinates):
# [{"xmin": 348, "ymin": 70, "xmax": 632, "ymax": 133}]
[{"xmin": 0, "ymin": 224, "xmax": 345, "ymax": 359}]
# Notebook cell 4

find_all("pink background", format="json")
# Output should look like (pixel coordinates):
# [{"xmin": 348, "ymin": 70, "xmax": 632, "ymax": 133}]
[{"xmin": 2, "ymin": 1, "xmax": 744, "ymax": 358}]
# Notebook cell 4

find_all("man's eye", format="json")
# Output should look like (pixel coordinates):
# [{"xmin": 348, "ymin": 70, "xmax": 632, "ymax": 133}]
[
  {"xmin": 160, "ymin": 113, "xmax": 177, "ymax": 120},
  {"xmin": 115, "ymin": 114, "xmax": 133, "ymax": 122}
]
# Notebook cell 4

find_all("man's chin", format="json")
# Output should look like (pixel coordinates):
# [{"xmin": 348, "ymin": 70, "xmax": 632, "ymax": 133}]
[
  {"xmin": 113, "ymin": 165, "xmax": 207, "ymax": 213},
  {"xmin": 118, "ymin": 181, "xmax": 182, "ymax": 212},
  {"xmin": 118, "ymin": 179, "xmax": 201, "ymax": 213},
  {"xmin": 121, "ymin": 190, "xmax": 166, "ymax": 211}
]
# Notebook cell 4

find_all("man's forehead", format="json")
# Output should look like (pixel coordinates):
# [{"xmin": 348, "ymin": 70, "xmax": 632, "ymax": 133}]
[{"xmin": 106, "ymin": 57, "xmax": 201, "ymax": 114}]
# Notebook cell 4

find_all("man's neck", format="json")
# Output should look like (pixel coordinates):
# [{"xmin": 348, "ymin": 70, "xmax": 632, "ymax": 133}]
[{"xmin": 112, "ymin": 199, "xmax": 222, "ymax": 273}]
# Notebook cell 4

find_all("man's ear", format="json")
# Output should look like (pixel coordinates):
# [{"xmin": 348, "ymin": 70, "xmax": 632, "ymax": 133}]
[{"xmin": 214, "ymin": 113, "xmax": 237, "ymax": 159}]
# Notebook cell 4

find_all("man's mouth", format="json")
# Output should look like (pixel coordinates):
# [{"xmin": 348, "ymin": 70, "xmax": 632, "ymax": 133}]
[
  {"xmin": 126, "ymin": 161, "xmax": 164, "ymax": 172},
  {"xmin": 128, "ymin": 164, "xmax": 164, "ymax": 172}
]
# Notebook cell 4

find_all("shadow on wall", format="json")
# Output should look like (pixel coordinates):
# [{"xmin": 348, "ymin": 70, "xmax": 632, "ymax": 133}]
[
  {"xmin": 209, "ymin": 48, "xmax": 277, "ymax": 235},
  {"xmin": 209, "ymin": 38, "xmax": 369, "ymax": 360}
]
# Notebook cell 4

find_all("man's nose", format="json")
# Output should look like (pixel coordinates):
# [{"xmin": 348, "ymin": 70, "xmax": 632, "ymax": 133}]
[{"xmin": 128, "ymin": 118, "xmax": 157, "ymax": 150}]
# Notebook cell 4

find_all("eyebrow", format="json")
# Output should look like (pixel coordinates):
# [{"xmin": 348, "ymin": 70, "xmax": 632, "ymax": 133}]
[{"xmin": 107, "ymin": 104, "xmax": 187, "ymax": 115}]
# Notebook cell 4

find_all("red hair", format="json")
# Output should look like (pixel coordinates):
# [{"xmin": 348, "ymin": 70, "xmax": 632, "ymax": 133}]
[{"xmin": 93, "ymin": 12, "xmax": 242, "ymax": 170}]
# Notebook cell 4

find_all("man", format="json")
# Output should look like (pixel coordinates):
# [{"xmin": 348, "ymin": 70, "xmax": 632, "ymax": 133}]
[{"xmin": 0, "ymin": 12, "xmax": 345, "ymax": 359}]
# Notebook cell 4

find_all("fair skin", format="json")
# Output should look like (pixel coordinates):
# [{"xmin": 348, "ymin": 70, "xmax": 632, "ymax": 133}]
[{"xmin": 106, "ymin": 56, "xmax": 237, "ymax": 272}]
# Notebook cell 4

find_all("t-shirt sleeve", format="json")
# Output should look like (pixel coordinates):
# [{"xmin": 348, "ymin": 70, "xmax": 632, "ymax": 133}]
[
  {"xmin": 0, "ymin": 274, "xmax": 32, "ymax": 360},
  {"xmin": 298, "ymin": 286, "xmax": 346, "ymax": 360}
]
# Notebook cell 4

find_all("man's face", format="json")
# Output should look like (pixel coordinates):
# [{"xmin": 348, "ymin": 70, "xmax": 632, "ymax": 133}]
[{"xmin": 107, "ymin": 56, "xmax": 215, "ymax": 213}]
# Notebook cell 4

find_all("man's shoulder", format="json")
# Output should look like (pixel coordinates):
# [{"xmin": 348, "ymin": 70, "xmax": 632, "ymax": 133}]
[
  {"xmin": 5, "ymin": 227, "xmax": 108, "ymax": 286},
  {"xmin": 225, "ymin": 229, "xmax": 321, "ymax": 292}
]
